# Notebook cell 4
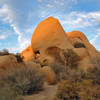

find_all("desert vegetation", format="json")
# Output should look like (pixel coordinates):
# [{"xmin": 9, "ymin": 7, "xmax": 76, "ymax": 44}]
[
  {"xmin": 53, "ymin": 53, "xmax": 100, "ymax": 100},
  {"xmin": 0, "ymin": 48, "xmax": 100, "ymax": 100},
  {"xmin": 0, "ymin": 64, "xmax": 44, "ymax": 100},
  {"xmin": 62, "ymin": 49, "xmax": 80, "ymax": 68},
  {"xmin": 55, "ymin": 80, "xmax": 100, "ymax": 100}
]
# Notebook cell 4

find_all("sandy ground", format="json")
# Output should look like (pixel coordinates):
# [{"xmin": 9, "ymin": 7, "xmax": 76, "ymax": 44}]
[{"xmin": 23, "ymin": 83, "xmax": 58, "ymax": 100}]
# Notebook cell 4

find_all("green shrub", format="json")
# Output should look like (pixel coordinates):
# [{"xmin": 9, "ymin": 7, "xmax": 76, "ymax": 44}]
[
  {"xmin": 62, "ymin": 49, "xmax": 80, "ymax": 69},
  {"xmin": 74, "ymin": 42, "xmax": 86, "ymax": 48},
  {"xmin": 1, "ymin": 65, "xmax": 44, "ymax": 95}
]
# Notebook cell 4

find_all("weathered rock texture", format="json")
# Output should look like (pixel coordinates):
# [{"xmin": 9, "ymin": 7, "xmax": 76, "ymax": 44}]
[
  {"xmin": 21, "ymin": 45, "xmax": 34, "ymax": 62},
  {"xmin": 67, "ymin": 31, "xmax": 99, "ymax": 58},
  {"xmin": 31, "ymin": 17, "xmax": 73, "ymax": 63},
  {"xmin": 0, "ymin": 55, "xmax": 18, "ymax": 71},
  {"xmin": 21, "ymin": 17, "xmax": 99, "ymax": 71},
  {"xmin": 40, "ymin": 66, "xmax": 56, "ymax": 84}
]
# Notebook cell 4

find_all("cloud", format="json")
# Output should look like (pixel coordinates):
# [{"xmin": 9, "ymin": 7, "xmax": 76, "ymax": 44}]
[
  {"xmin": 38, "ymin": 0, "xmax": 77, "ymax": 18},
  {"xmin": 59, "ymin": 11, "xmax": 100, "ymax": 29},
  {"xmin": 90, "ymin": 32, "xmax": 100, "ymax": 44},
  {"xmin": 56, "ymin": 11, "xmax": 100, "ymax": 47},
  {"xmin": 0, "ymin": 0, "xmax": 99, "ymax": 52},
  {"xmin": 0, "ymin": 0, "xmax": 78, "ymax": 52},
  {"xmin": 0, "ymin": 35, "xmax": 7, "ymax": 40},
  {"xmin": 0, "ymin": 3, "xmax": 30, "ymax": 52}
]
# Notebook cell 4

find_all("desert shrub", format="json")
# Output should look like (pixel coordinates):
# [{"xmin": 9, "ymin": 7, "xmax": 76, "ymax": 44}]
[
  {"xmin": 1, "ymin": 65, "xmax": 44, "ymax": 95},
  {"xmin": 50, "ymin": 62, "xmax": 66, "ymax": 81},
  {"xmin": 55, "ymin": 80, "xmax": 100, "ymax": 100},
  {"xmin": 50, "ymin": 62, "xmax": 85, "ymax": 82},
  {"xmin": 15, "ymin": 53, "xmax": 23, "ymax": 63},
  {"xmin": 62, "ymin": 49, "xmax": 80, "ymax": 69},
  {"xmin": 86, "ymin": 55, "xmax": 100, "ymax": 84},
  {"xmin": 0, "ymin": 86, "xmax": 24, "ymax": 100},
  {"xmin": 79, "ymin": 80, "xmax": 100, "ymax": 100},
  {"xmin": 0, "ymin": 49, "xmax": 9, "ymax": 56},
  {"xmin": 74, "ymin": 42, "xmax": 86, "ymax": 48},
  {"xmin": 86, "ymin": 66, "xmax": 100, "ymax": 85},
  {"xmin": 64, "ymin": 68, "xmax": 86, "ymax": 83},
  {"xmin": 54, "ymin": 80, "xmax": 79, "ymax": 100}
]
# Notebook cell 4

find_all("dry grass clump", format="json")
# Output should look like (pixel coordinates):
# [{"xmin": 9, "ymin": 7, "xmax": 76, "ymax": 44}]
[
  {"xmin": 0, "ymin": 65, "xmax": 44, "ymax": 95},
  {"xmin": 74, "ymin": 42, "xmax": 86, "ymax": 48}
]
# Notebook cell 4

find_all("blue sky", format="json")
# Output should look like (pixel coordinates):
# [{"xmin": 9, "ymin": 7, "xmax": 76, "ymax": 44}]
[{"xmin": 0, "ymin": 0, "xmax": 100, "ymax": 53}]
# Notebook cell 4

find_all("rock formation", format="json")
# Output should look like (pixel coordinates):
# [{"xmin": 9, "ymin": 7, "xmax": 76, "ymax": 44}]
[
  {"xmin": 21, "ymin": 17, "xmax": 99, "ymax": 71},
  {"xmin": 67, "ymin": 31, "xmax": 99, "ymax": 58},
  {"xmin": 21, "ymin": 45, "xmax": 34, "ymax": 62},
  {"xmin": 31, "ymin": 17, "xmax": 73, "ymax": 63},
  {"xmin": 0, "ymin": 55, "xmax": 18, "ymax": 71}
]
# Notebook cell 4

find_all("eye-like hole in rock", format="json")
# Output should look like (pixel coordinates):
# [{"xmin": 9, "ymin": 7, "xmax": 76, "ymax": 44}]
[
  {"xmin": 34, "ymin": 50, "xmax": 40, "ymax": 59},
  {"xmin": 46, "ymin": 46, "xmax": 64, "ymax": 64},
  {"xmin": 74, "ymin": 42, "xmax": 86, "ymax": 48}
]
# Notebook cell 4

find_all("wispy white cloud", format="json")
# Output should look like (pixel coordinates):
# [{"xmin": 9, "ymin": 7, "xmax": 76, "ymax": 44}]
[
  {"xmin": 90, "ymin": 33, "xmax": 100, "ymax": 44},
  {"xmin": 0, "ymin": 4, "xmax": 30, "ymax": 52},
  {"xmin": 38, "ymin": 0, "xmax": 77, "ymax": 18},
  {"xmin": 0, "ymin": 0, "xmax": 78, "ymax": 52},
  {"xmin": 0, "ymin": 35, "xmax": 7, "ymax": 40},
  {"xmin": 59, "ymin": 11, "xmax": 100, "ymax": 29},
  {"xmin": 57, "ymin": 11, "xmax": 100, "ymax": 47},
  {"xmin": 0, "ymin": 0, "xmax": 100, "ymax": 52}
]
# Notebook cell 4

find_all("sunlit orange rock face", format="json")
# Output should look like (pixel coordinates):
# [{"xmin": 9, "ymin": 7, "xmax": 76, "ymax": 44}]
[
  {"xmin": 31, "ymin": 17, "xmax": 73, "ymax": 63},
  {"xmin": 21, "ymin": 45, "xmax": 34, "ymax": 62},
  {"xmin": 18, "ymin": 16, "xmax": 100, "ymax": 72},
  {"xmin": 30, "ymin": 17, "xmax": 99, "ymax": 71},
  {"xmin": 67, "ymin": 31, "xmax": 99, "ymax": 70},
  {"xmin": 67, "ymin": 31, "xmax": 99, "ymax": 58}
]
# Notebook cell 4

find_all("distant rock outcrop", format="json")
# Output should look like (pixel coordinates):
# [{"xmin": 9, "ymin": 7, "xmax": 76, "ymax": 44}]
[{"xmin": 0, "ymin": 55, "xmax": 18, "ymax": 71}]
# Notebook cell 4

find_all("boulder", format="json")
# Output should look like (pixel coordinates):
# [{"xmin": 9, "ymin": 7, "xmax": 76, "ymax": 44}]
[
  {"xmin": 0, "ymin": 55, "xmax": 18, "ymax": 71},
  {"xmin": 40, "ymin": 66, "xmax": 56, "ymax": 84},
  {"xmin": 67, "ymin": 31, "xmax": 99, "ymax": 58},
  {"xmin": 21, "ymin": 45, "xmax": 34, "ymax": 62},
  {"xmin": 31, "ymin": 17, "xmax": 73, "ymax": 62}
]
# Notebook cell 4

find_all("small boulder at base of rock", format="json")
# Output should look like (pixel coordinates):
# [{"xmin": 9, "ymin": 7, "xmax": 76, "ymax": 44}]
[{"xmin": 40, "ymin": 66, "xmax": 57, "ymax": 85}]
